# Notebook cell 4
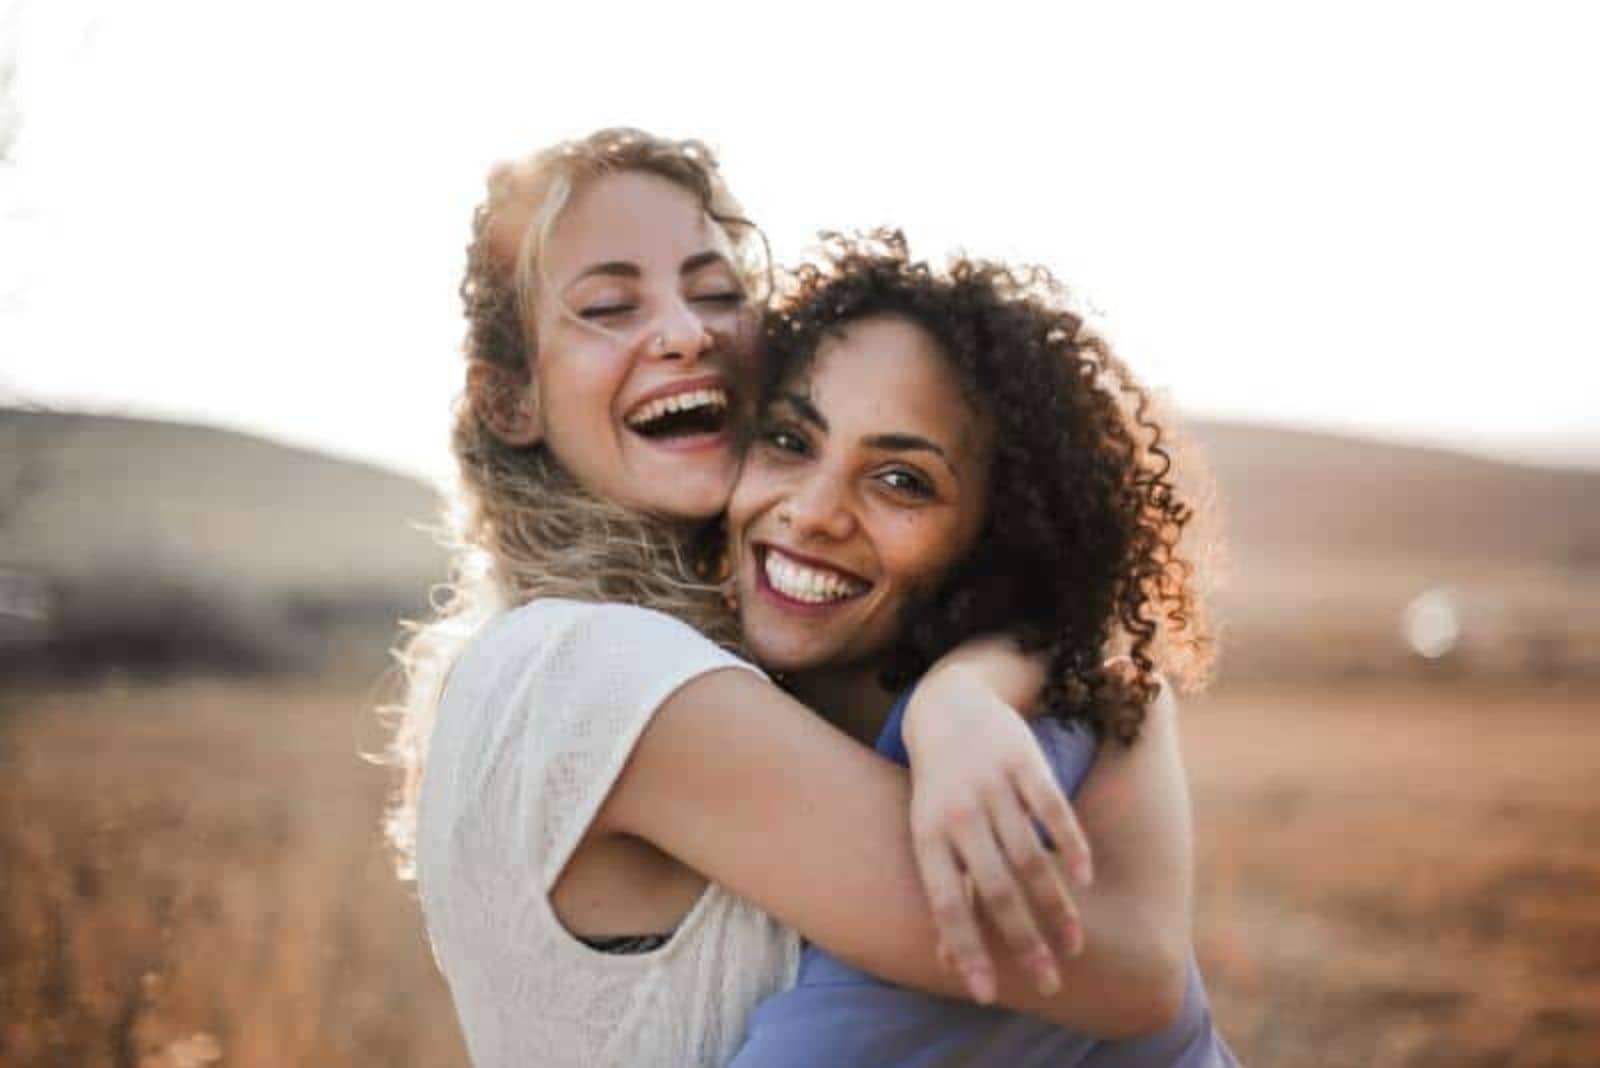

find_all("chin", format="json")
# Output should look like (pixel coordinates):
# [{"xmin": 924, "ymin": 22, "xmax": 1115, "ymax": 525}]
[
  {"xmin": 631, "ymin": 470, "xmax": 737, "ymax": 520},
  {"xmin": 753, "ymin": 651, "xmax": 826, "ymax": 677},
  {"xmin": 740, "ymin": 626, "xmax": 832, "ymax": 677},
  {"xmin": 643, "ymin": 486, "xmax": 733, "ymax": 520}
]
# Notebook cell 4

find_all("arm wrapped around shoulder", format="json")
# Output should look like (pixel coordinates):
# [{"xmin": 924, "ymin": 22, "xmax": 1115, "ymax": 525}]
[{"xmin": 498, "ymin": 600, "xmax": 764, "ymax": 889}]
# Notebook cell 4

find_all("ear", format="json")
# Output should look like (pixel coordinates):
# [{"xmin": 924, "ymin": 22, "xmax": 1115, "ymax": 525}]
[{"xmin": 468, "ymin": 361, "xmax": 544, "ymax": 446}]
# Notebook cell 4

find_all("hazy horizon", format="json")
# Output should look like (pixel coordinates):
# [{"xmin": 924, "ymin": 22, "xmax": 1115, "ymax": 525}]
[{"xmin": 7, "ymin": 394, "xmax": 1596, "ymax": 491}]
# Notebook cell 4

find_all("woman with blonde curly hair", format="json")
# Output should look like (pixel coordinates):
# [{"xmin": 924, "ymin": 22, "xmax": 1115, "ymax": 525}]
[{"xmin": 390, "ymin": 129, "xmax": 1198, "ymax": 1068}]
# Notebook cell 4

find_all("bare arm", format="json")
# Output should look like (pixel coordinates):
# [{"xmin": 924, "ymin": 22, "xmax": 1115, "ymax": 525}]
[
  {"xmin": 596, "ymin": 667, "xmax": 1186, "ymax": 1036},
  {"xmin": 902, "ymin": 647, "xmax": 1192, "ymax": 1027},
  {"xmin": 908, "ymin": 642, "xmax": 1196, "ymax": 1023},
  {"xmin": 1038, "ymin": 685, "xmax": 1192, "ymax": 1026}
]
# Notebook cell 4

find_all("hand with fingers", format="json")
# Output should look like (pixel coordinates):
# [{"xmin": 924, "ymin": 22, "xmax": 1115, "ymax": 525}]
[{"xmin": 902, "ymin": 660, "xmax": 1092, "ymax": 1006}]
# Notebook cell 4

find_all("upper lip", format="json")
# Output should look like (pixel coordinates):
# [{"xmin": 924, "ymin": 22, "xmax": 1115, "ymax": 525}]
[
  {"xmin": 623, "ymin": 375, "xmax": 730, "ymax": 421},
  {"xmin": 757, "ymin": 542, "xmax": 870, "ymax": 587}
]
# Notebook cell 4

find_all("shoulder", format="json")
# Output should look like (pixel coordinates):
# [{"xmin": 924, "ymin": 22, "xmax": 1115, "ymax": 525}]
[
  {"xmin": 438, "ymin": 597, "xmax": 762, "ymax": 770},
  {"xmin": 445, "ymin": 600, "xmax": 761, "ymax": 759},
  {"xmin": 493, "ymin": 598, "xmax": 763, "ymax": 730},
  {"xmin": 472, "ymin": 597, "xmax": 760, "ymax": 680},
  {"xmin": 437, "ymin": 599, "xmax": 762, "ymax": 886},
  {"xmin": 1031, "ymin": 718, "xmax": 1099, "ymax": 799},
  {"xmin": 491, "ymin": 596, "xmax": 691, "ymax": 644}
]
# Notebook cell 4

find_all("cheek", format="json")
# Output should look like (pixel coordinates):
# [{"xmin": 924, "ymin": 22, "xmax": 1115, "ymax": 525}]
[
  {"xmin": 878, "ymin": 512, "xmax": 972, "ymax": 599},
  {"xmin": 727, "ymin": 460, "xmax": 781, "ymax": 535},
  {"xmin": 538, "ymin": 343, "xmax": 628, "ymax": 427},
  {"xmin": 568, "ymin": 342, "xmax": 629, "ymax": 393}
]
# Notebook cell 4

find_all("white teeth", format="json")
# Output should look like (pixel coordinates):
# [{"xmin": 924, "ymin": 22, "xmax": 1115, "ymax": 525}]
[
  {"xmin": 763, "ymin": 549, "xmax": 864, "ymax": 605},
  {"xmin": 626, "ymin": 387, "xmax": 729, "ymax": 428}
]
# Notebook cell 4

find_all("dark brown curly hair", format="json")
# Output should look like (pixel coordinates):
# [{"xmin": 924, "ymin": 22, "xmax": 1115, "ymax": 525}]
[{"xmin": 760, "ymin": 231, "xmax": 1214, "ymax": 742}]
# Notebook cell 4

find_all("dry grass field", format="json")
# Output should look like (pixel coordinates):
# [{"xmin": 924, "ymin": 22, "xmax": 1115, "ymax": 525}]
[
  {"xmin": 4, "ymin": 408, "xmax": 1597, "ymax": 1064},
  {"xmin": 3, "ymin": 676, "xmax": 1595, "ymax": 1067},
  {"xmin": 1184, "ymin": 684, "xmax": 1600, "ymax": 1067},
  {"xmin": 0, "ymin": 680, "xmax": 462, "ymax": 1067}
]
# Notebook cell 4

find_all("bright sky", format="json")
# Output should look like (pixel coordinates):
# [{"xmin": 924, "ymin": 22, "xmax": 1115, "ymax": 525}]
[{"xmin": 3, "ymin": 0, "xmax": 1597, "ymax": 482}]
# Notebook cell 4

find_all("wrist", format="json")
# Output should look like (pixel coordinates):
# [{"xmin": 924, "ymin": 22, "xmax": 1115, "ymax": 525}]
[
  {"xmin": 902, "ymin": 661, "xmax": 1024, "ymax": 764},
  {"xmin": 903, "ymin": 667, "xmax": 1002, "ymax": 761},
  {"xmin": 926, "ymin": 638, "xmax": 1047, "ymax": 715}
]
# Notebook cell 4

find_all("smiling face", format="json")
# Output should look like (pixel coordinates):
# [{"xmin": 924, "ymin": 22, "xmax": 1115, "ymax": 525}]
[
  {"xmin": 728, "ymin": 315, "xmax": 994, "ymax": 681},
  {"xmin": 529, "ymin": 170, "xmax": 757, "ymax": 519}
]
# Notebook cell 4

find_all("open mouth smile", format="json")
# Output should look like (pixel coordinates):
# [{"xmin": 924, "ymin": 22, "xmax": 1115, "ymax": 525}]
[
  {"xmin": 756, "ymin": 545, "xmax": 870, "ymax": 606},
  {"xmin": 624, "ymin": 379, "xmax": 731, "ymax": 443}
]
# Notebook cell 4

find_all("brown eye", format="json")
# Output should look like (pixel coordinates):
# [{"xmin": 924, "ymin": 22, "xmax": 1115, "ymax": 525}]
[
  {"xmin": 878, "ymin": 468, "xmax": 934, "ymax": 498},
  {"xmin": 762, "ymin": 425, "xmax": 809, "ymax": 456}
]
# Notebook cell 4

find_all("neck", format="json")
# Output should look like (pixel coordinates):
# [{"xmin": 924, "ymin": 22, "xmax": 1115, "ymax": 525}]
[{"xmin": 786, "ymin": 664, "xmax": 898, "ymax": 747}]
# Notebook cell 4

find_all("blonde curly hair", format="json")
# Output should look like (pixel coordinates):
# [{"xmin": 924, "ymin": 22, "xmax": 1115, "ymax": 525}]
[{"xmin": 382, "ymin": 129, "xmax": 761, "ymax": 876}]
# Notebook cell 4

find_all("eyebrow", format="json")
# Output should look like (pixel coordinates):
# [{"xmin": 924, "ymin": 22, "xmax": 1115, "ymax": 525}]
[
  {"xmin": 570, "ymin": 261, "xmax": 640, "ymax": 283},
  {"xmin": 681, "ymin": 250, "xmax": 733, "ymax": 276},
  {"xmin": 777, "ymin": 391, "xmax": 826, "ymax": 429},
  {"xmin": 867, "ymin": 433, "xmax": 958, "ymax": 479},
  {"xmin": 776, "ymin": 392, "xmax": 959, "ymax": 480},
  {"xmin": 866, "ymin": 432, "xmax": 949, "ymax": 462},
  {"xmin": 569, "ymin": 250, "xmax": 733, "ymax": 286}
]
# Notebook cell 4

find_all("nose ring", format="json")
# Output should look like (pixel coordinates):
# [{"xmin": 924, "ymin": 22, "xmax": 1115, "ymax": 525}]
[{"xmin": 653, "ymin": 332, "xmax": 668, "ymax": 353}]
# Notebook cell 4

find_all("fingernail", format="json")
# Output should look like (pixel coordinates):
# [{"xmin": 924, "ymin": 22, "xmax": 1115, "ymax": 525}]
[
  {"xmin": 1073, "ymin": 856, "xmax": 1094, "ymax": 886},
  {"xmin": 1066, "ymin": 924, "xmax": 1085, "ymax": 957},
  {"xmin": 1034, "ymin": 961, "xmax": 1061, "ymax": 995},
  {"xmin": 964, "ymin": 965, "xmax": 996, "ymax": 1005}
]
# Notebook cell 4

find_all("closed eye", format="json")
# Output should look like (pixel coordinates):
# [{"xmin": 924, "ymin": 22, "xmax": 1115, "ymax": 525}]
[
  {"xmin": 692, "ymin": 291, "xmax": 746, "ymax": 307},
  {"xmin": 578, "ymin": 303, "xmax": 637, "ymax": 320}
]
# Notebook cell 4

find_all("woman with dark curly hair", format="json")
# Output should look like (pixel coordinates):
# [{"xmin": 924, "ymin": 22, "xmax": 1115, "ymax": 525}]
[
  {"xmin": 725, "ymin": 232, "xmax": 1235, "ymax": 1065},
  {"xmin": 397, "ymin": 129, "xmax": 1202, "ymax": 1067}
]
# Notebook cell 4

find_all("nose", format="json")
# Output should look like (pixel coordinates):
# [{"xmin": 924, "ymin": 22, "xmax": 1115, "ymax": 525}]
[
  {"xmin": 778, "ymin": 470, "xmax": 857, "ymax": 543},
  {"xmin": 648, "ymin": 296, "xmax": 715, "ymax": 364}
]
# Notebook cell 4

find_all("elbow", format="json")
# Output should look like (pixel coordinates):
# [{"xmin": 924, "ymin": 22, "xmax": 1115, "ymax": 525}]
[
  {"xmin": 1093, "ymin": 974, "xmax": 1185, "ymax": 1039},
  {"xmin": 1091, "ymin": 983, "xmax": 1182, "ymax": 1040},
  {"xmin": 1087, "ymin": 929, "xmax": 1189, "ymax": 1038},
  {"xmin": 1134, "ymin": 935, "xmax": 1190, "ymax": 1036},
  {"xmin": 1138, "ymin": 950, "xmax": 1189, "ymax": 1035}
]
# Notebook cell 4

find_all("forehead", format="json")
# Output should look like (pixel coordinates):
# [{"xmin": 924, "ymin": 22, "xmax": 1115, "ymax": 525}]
[
  {"xmin": 543, "ymin": 171, "xmax": 723, "ymax": 279},
  {"xmin": 795, "ymin": 315, "xmax": 988, "ymax": 458}
]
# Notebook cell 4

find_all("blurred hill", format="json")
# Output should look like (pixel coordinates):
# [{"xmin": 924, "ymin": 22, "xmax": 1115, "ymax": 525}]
[
  {"xmin": 0, "ymin": 409, "xmax": 447, "ymax": 675},
  {"xmin": 1184, "ymin": 421, "xmax": 1600, "ymax": 681},
  {"xmin": 1189, "ymin": 422, "xmax": 1600, "ymax": 566},
  {"xmin": 2, "ymin": 407, "xmax": 1596, "ymax": 681}
]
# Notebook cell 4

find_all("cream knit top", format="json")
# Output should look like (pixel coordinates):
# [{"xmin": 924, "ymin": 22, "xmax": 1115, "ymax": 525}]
[{"xmin": 416, "ymin": 598, "xmax": 801, "ymax": 1068}]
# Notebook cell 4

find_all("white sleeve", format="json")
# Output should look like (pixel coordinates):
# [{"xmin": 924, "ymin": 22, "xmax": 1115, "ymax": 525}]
[{"xmin": 492, "ymin": 599, "xmax": 765, "ymax": 890}]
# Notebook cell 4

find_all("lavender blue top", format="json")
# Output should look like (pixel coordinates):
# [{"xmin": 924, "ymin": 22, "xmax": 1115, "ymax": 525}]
[{"xmin": 728, "ymin": 692, "xmax": 1239, "ymax": 1068}]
